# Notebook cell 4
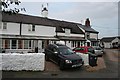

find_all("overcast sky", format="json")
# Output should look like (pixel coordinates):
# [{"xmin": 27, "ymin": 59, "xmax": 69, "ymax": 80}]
[{"xmin": 17, "ymin": 0, "xmax": 119, "ymax": 39}]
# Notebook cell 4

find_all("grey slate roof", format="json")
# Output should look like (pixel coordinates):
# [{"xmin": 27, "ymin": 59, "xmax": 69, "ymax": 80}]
[
  {"xmin": 100, "ymin": 36, "xmax": 120, "ymax": 42},
  {"xmin": 2, "ymin": 12, "xmax": 84, "ymax": 34},
  {"xmin": 100, "ymin": 37, "xmax": 116, "ymax": 42},
  {"xmin": 78, "ymin": 24, "xmax": 99, "ymax": 33},
  {"xmin": 88, "ymin": 38, "xmax": 98, "ymax": 42}
]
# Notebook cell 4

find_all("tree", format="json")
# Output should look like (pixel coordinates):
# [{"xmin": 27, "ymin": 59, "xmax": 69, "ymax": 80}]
[{"xmin": 1, "ymin": 0, "xmax": 26, "ymax": 14}]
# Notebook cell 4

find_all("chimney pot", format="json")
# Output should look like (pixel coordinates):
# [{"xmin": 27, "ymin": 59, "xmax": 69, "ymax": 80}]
[{"xmin": 85, "ymin": 18, "xmax": 90, "ymax": 27}]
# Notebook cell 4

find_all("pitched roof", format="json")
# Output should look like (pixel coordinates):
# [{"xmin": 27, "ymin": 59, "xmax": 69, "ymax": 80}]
[
  {"xmin": 100, "ymin": 36, "xmax": 120, "ymax": 42},
  {"xmin": 117, "ymin": 36, "xmax": 120, "ymax": 39},
  {"xmin": 78, "ymin": 24, "xmax": 99, "ymax": 33},
  {"xmin": 88, "ymin": 38, "xmax": 98, "ymax": 42},
  {"xmin": 2, "ymin": 12, "xmax": 84, "ymax": 34},
  {"xmin": 100, "ymin": 37, "xmax": 116, "ymax": 42}
]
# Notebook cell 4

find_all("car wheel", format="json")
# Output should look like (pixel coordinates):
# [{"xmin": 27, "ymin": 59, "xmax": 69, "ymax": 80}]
[
  {"xmin": 99, "ymin": 55, "xmax": 103, "ymax": 57},
  {"xmin": 59, "ymin": 61, "xmax": 64, "ymax": 70},
  {"xmin": 45, "ymin": 55, "xmax": 50, "ymax": 61}
]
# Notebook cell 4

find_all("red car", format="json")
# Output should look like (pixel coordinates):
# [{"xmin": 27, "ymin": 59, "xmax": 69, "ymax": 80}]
[{"xmin": 73, "ymin": 46, "xmax": 94, "ymax": 54}]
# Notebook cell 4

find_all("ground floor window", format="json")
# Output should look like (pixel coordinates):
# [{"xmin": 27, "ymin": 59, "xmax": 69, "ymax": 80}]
[
  {"xmin": 18, "ymin": 40, "xmax": 23, "ymax": 49},
  {"xmin": 28, "ymin": 40, "xmax": 32, "ymax": 49},
  {"xmin": 91, "ymin": 42, "xmax": 98, "ymax": 46},
  {"xmin": 2, "ymin": 39, "xmax": 10, "ymax": 49},
  {"xmin": 12, "ymin": 39, "xmax": 17, "ymax": 49},
  {"xmin": 71, "ymin": 41, "xmax": 85, "ymax": 48},
  {"xmin": 24, "ymin": 40, "xmax": 28, "ymax": 49}
]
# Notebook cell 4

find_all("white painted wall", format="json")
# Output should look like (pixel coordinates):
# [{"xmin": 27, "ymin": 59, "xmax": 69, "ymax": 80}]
[
  {"xmin": 22, "ymin": 24, "xmax": 56, "ymax": 36},
  {"xmin": 66, "ymin": 41, "xmax": 71, "ymax": 48},
  {"xmin": 112, "ymin": 38, "xmax": 119, "ymax": 43},
  {"xmin": 0, "ymin": 22, "xmax": 20, "ymax": 35},
  {"xmin": 90, "ymin": 33, "xmax": 98, "ymax": 39},
  {"xmin": 1, "ymin": 53, "xmax": 45, "ymax": 71},
  {"xmin": 104, "ymin": 42, "xmax": 111, "ymax": 48},
  {"xmin": 57, "ymin": 32, "xmax": 84, "ymax": 37},
  {"xmin": 76, "ymin": 52, "xmax": 89, "ymax": 66}
]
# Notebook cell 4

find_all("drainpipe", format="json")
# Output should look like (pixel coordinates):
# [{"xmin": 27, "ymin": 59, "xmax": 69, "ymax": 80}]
[{"xmin": 20, "ymin": 22, "xmax": 22, "ymax": 36}]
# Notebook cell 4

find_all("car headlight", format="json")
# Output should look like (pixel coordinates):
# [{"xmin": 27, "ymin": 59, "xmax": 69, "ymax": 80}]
[{"xmin": 65, "ymin": 60, "xmax": 72, "ymax": 63}]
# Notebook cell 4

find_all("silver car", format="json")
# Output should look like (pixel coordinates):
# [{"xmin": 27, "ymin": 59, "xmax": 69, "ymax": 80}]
[{"xmin": 93, "ymin": 46, "xmax": 104, "ymax": 57}]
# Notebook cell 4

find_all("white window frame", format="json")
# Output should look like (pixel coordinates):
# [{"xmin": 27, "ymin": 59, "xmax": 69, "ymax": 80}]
[{"xmin": 3, "ymin": 22, "xmax": 7, "ymax": 30}]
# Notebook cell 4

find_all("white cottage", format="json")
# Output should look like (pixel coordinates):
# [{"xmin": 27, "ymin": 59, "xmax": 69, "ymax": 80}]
[
  {"xmin": 100, "ymin": 36, "xmax": 120, "ymax": 48},
  {"xmin": 0, "ymin": 12, "xmax": 99, "ymax": 53},
  {"xmin": 78, "ymin": 18, "xmax": 99, "ymax": 47}
]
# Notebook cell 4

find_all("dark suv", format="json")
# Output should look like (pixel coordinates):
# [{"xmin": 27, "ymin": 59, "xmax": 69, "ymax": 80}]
[{"xmin": 45, "ymin": 44, "xmax": 84, "ymax": 70}]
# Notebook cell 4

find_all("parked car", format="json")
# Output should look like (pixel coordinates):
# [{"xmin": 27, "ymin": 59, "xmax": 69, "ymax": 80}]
[
  {"xmin": 45, "ymin": 44, "xmax": 84, "ymax": 70},
  {"xmin": 73, "ymin": 46, "xmax": 95, "ymax": 54},
  {"xmin": 93, "ymin": 46, "xmax": 104, "ymax": 57}
]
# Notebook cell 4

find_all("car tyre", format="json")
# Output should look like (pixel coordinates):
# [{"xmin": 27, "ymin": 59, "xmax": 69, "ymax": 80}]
[
  {"xmin": 45, "ymin": 55, "xmax": 50, "ymax": 61},
  {"xmin": 59, "ymin": 61, "xmax": 64, "ymax": 70}
]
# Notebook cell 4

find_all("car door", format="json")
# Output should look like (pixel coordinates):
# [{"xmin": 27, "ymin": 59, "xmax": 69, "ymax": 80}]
[
  {"xmin": 46, "ymin": 45, "xmax": 54, "ymax": 60},
  {"xmin": 51, "ymin": 47, "xmax": 59, "ymax": 63},
  {"xmin": 79, "ymin": 47, "xmax": 85, "ymax": 53}
]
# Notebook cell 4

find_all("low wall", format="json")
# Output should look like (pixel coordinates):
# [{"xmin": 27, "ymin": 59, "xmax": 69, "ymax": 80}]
[
  {"xmin": 1, "ymin": 53, "xmax": 45, "ymax": 71},
  {"xmin": 76, "ymin": 52, "xmax": 89, "ymax": 66}
]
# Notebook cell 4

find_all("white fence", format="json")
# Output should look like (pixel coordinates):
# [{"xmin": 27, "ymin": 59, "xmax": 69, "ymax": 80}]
[{"xmin": 1, "ymin": 53, "xmax": 45, "ymax": 71}]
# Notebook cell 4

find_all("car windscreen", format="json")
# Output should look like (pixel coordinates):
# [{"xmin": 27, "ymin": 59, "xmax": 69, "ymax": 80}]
[{"xmin": 59, "ymin": 47, "xmax": 74, "ymax": 55}]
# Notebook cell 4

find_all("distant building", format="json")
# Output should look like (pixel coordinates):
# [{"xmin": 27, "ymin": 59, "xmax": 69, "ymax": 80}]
[
  {"xmin": 0, "ymin": 12, "xmax": 99, "ymax": 53},
  {"xmin": 100, "ymin": 36, "xmax": 120, "ymax": 48}
]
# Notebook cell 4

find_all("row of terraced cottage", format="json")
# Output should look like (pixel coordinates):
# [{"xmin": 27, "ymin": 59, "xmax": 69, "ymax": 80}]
[{"xmin": 0, "ymin": 12, "xmax": 99, "ymax": 53}]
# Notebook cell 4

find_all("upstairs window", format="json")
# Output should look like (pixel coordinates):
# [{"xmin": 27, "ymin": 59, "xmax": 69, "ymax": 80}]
[
  {"xmin": 32, "ymin": 24, "xmax": 35, "ymax": 31},
  {"xmin": 65, "ymin": 28, "xmax": 71, "ymax": 35},
  {"xmin": 3, "ymin": 22, "xmax": 7, "ymax": 29},
  {"xmin": 28, "ymin": 24, "xmax": 35, "ymax": 31}
]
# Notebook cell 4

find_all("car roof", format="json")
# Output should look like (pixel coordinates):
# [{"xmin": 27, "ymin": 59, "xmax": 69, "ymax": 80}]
[
  {"xmin": 75, "ymin": 46, "xmax": 93, "ymax": 48},
  {"xmin": 48, "ymin": 44, "xmax": 67, "ymax": 48}
]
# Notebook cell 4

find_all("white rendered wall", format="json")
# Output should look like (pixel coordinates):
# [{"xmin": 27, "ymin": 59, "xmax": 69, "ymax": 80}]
[
  {"xmin": 104, "ymin": 42, "xmax": 111, "ymax": 48},
  {"xmin": 1, "ymin": 53, "xmax": 45, "ymax": 71},
  {"xmin": 0, "ymin": 22, "xmax": 20, "ymax": 35},
  {"xmin": 22, "ymin": 24, "xmax": 56, "ymax": 36},
  {"xmin": 112, "ymin": 38, "xmax": 119, "ymax": 43},
  {"xmin": 90, "ymin": 33, "xmax": 98, "ymax": 39},
  {"xmin": 76, "ymin": 52, "xmax": 89, "ymax": 66}
]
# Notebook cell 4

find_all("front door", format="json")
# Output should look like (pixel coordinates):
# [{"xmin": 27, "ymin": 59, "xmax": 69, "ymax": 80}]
[{"xmin": 38, "ymin": 40, "xmax": 43, "ymax": 53}]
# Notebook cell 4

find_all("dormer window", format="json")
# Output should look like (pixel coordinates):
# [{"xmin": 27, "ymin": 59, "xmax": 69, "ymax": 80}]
[{"xmin": 65, "ymin": 28, "xmax": 71, "ymax": 35}]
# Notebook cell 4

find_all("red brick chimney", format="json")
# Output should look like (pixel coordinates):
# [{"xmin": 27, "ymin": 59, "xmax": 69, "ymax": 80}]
[{"xmin": 85, "ymin": 18, "xmax": 90, "ymax": 27}]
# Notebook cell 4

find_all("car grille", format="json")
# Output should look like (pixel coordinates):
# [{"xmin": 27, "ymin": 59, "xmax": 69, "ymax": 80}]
[{"xmin": 72, "ymin": 59, "xmax": 82, "ymax": 65}]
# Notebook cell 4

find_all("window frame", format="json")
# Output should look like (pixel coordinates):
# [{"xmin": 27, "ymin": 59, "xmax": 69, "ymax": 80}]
[
  {"xmin": 3, "ymin": 22, "xmax": 7, "ymax": 30},
  {"xmin": 32, "ymin": 24, "xmax": 35, "ymax": 31}
]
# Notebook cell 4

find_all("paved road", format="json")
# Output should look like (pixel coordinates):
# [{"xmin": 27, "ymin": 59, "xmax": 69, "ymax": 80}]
[{"xmin": 2, "ymin": 49, "xmax": 119, "ymax": 78}]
